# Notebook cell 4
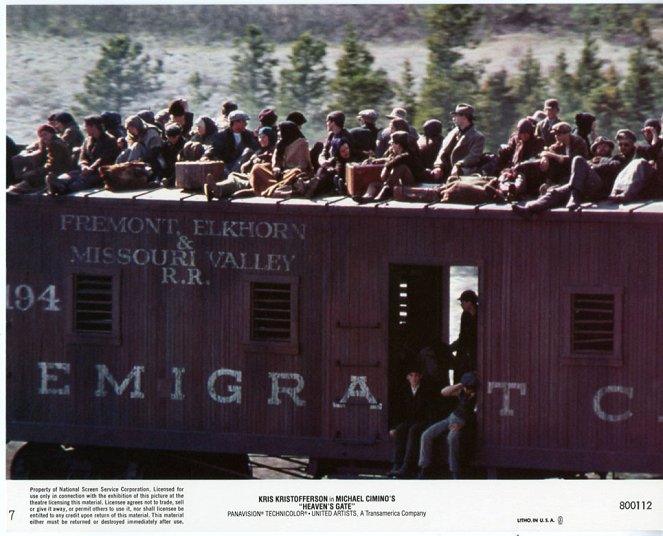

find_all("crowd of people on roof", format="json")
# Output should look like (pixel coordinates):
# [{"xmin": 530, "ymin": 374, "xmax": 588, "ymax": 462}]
[{"xmin": 7, "ymin": 97, "xmax": 663, "ymax": 213}]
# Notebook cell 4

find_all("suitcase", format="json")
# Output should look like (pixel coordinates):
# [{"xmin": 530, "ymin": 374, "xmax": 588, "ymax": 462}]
[
  {"xmin": 175, "ymin": 161, "xmax": 225, "ymax": 190},
  {"xmin": 393, "ymin": 183, "xmax": 441, "ymax": 203},
  {"xmin": 346, "ymin": 164, "xmax": 384, "ymax": 195}
]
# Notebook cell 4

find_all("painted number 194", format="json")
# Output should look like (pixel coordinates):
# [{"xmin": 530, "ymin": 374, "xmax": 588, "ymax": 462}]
[{"xmin": 6, "ymin": 284, "xmax": 61, "ymax": 312}]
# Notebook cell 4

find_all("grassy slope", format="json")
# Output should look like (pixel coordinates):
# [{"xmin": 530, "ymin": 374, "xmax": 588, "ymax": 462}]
[{"xmin": 6, "ymin": 29, "xmax": 660, "ymax": 143}]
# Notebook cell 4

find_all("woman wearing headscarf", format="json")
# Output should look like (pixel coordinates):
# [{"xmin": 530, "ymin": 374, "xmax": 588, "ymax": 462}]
[
  {"xmin": 115, "ymin": 115, "xmax": 163, "ymax": 167},
  {"xmin": 418, "ymin": 119, "xmax": 444, "ymax": 171},
  {"xmin": 249, "ymin": 120, "xmax": 313, "ymax": 196},
  {"xmin": 573, "ymin": 112, "xmax": 596, "ymax": 152},
  {"xmin": 357, "ymin": 130, "xmax": 425, "ymax": 203}
]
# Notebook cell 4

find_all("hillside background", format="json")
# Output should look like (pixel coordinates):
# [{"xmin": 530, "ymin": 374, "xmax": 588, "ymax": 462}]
[{"xmin": 6, "ymin": 4, "xmax": 663, "ymax": 145}]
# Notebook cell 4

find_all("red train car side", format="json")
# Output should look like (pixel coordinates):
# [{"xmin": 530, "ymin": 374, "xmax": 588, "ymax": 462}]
[{"xmin": 6, "ymin": 189, "xmax": 663, "ymax": 476}]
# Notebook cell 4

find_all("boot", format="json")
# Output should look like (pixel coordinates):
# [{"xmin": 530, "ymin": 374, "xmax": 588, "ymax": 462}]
[
  {"xmin": 511, "ymin": 203, "xmax": 532, "ymax": 220},
  {"xmin": 373, "ymin": 185, "xmax": 392, "ymax": 202},
  {"xmin": 525, "ymin": 188, "xmax": 567, "ymax": 214},
  {"xmin": 393, "ymin": 463, "xmax": 415, "ymax": 479},
  {"xmin": 46, "ymin": 175, "xmax": 68, "ymax": 196},
  {"xmin": 417, "ymin": 466, "xmax": 433, "ymax": 480},
  {"xmin": 386, "ymin": 464, "xmax": 400, "ymax": 477},
  {"xmin": 204, "ymin": 173, "xmax": 220, "ymax": 201},
  {"xmin": 565, "ymin": 189, "xmax": 582, "ymax": 211}
]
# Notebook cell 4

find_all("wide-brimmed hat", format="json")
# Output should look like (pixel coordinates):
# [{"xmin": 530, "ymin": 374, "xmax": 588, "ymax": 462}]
[
  {"xmin": 451, "ymin": 103, "xmax": 475, "ymax": 118},
  {"xmin": 385, "ymin": 107, "xmax": 407, "ymax": 120},
  {"xmin": 590, "ymin": 136, "xmax": 614, "ymax": 154},
  {"xmin": 550, "ymin": 122, "xmax": 572, "ymax": 135}
]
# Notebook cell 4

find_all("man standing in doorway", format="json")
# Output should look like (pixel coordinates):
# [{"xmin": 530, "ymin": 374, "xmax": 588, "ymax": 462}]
[{"xmin": 450, "ymin": 290, "xmax": 478, "ymax": 384}]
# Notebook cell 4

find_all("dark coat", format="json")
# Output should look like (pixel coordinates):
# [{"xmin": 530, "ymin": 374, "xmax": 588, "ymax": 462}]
[
  {"xmin": 390, "ymin": 382, "xmax": 434, "ymax": 429},
  {"xmin": 44, "ymin": 137, "xmax": 74, "ymax": 176},
  {"xmin": 497, "ymin": 134, "xmax": 545, "ymax": 171},
  {"xmin": 79, "ymin": 131, "xmax": 120, "ymax": 171},
  {"xmin": 205, "ymin": 127, "xmax": 259, "ymax": 166},
  {"xmin": 434, "ymin": 125, "xmax": 485, "ymax": 178},
  {"xmin": 535, "ymin": 117, "xmax": 561, "ymax": 147}
]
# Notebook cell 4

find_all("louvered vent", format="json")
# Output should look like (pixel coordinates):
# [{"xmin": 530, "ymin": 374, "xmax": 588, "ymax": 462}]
[
  {"xmin": 75, "ymin": 275, "xmax": 113, "ymax": 333},
  {"xmin": 398, "ymin": 279, "xmax": 409, "ymax": 326},
  {"xmin": 572, "ymin": 294, "xmax": 614, "ymax": 352},
  {"xmin": 251, "ymin": 282, "xmax": 291, "ymax": 340}
]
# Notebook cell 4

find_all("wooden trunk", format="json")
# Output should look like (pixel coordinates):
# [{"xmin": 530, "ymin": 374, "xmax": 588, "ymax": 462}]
[
  {"xmin": 175, "ymin": 161, "xmax": 225, "ymax": 190},
  {"xmin": 346, "ymin": 164, "xmax": 384, "ymax": 195}
]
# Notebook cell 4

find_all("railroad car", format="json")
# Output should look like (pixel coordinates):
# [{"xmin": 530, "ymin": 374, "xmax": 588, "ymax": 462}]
[{"xmin": 6, "ymin": 188, "xmax": 663, "ymax": 478}]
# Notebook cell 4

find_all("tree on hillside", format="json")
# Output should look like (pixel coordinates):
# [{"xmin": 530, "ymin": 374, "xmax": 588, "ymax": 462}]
[
  {"xmin": 510, "ymin": 48, "xmax": 546, "ymax": 119},
  {"xmin": 548, "ymin": 51, "xmax": 579, "ymax": 114},
  {"xmin": 418, "ymin": 4, "xmax": 484, "ymax": 125},
  {"xmin": 395, "ymin": 59, "xmax": 418, "ymax": 124},
  {"xmin": 622, "ymin": 47, "xmax": 660, "ymax": 126},
  {"xmin": 229, "ymin": 24, "xmax": 278, "ymax": 114},
  {"xmin": 585, "ymin": 65, "xmax": 625, "ymax": 136},
  {"xmin": 574, "ymin": 33, "xmax": 604, "ymax": 112},
  {"xmin": 329, "ymin": 26, "xmax": 393, "ymax": 114},
  {"xmin": 74, "ymin": 35, "xmax": 163, "ymax": 115},
  {"xmin": 187, "ymin": 71, "xmax": 213, "ymax": 108},
  {"xmin": 279, "ymin": 32, "xmax": 327, "ymax": 117},
  {"xmin": 474, "ymin": 69, "xmax": 518, "ymax": 153}
]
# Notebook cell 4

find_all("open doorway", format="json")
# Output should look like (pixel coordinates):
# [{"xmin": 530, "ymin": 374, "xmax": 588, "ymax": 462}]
[{"xmin": 388, "ymin": 264, "xmax": 479, "ymax": 424}]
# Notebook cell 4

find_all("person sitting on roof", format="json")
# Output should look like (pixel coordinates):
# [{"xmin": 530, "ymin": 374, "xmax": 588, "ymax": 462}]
[
  {"xmin": 51, "ymin": 112, "xmax": 85, "ymax": 152},
  {"xmin": 511, "ymin": 131, "xmax": 637, "ymax": 217},
  {"xmin": 115, "ymin": 115, "xmax": 163, "ymax": 170},
  {"xmin": 8, "ymin": 124, "xmax": 74, "ymax": 195},
  {"xmin": 418, "ymin": 119, "xmax": 444, "ymax": 174},
  {"xmin": 431, "ymin": 104, "xmax": 485, "ymax": 183},
  {"xmin": 204, "ymin": 125, "xmax": 277, "ymax": 200},
  {"xmin": 356, "ymin": 130, "xmax": 426, "ymax": 203},
  {"xmin": 534, "ymin": 98, "xmax": 562, "ymax": 147},
  {"xmin": 46, "ymin": 114, "xmax": 120, "ymax": 196},
  {"xmin": 204, "ymin": 110, "xmax": 260, "ymax": 178}
]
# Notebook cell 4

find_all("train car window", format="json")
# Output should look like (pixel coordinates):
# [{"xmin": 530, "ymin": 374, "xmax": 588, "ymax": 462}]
[
  {"xmin": 563, "ymin": 288, "xmax": 622, "ymax": 365},
  {"xmin": 251, "ymin": 282, "xmax": 292, "ymax": 340},
  {"xmin": 243, "ymin": 276, "xmax": 299, "ymax": 354},
  {"xmin": 74, "ymin": 274, "xmax": 114, "ymax": 333}
]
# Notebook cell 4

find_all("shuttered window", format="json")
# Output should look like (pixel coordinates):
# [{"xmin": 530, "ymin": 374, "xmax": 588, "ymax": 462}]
[
  {"xmin": 251, "ymin": 282, "xmax": 292, "ymax": 340},
  {"xmin": 74, "ymin": 274, "xmax": 114, "ymax": 333},
  {"xmin": 571, "ymin": 294, "xmax": 614, "ymax": 352},
  {"xmin": 564, "ymin": 288, "xmax": 622, "ymax": 365},
  {"xmin": 245, "ymin": 277, "xmax": 299, "ymax": 354}
]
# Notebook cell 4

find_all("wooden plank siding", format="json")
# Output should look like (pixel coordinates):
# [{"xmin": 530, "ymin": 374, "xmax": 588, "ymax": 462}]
[{"xmin": 6, "ymin": 192, "xmax": 663, "ymax": 473}]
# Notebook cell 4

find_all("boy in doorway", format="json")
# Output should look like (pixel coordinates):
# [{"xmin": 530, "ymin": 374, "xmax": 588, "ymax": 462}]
[{"xmin": 388, "ymin": 363, "xmax": 434, "ymax": 478}]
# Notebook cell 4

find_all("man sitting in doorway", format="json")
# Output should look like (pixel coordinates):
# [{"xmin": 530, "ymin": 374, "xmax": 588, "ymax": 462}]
[
  {"xmin": 417, "ymin": 372, "xmax": 479, "ymax": 480},
  {"xmin": 387, "ymin": 363, "xmax": 434, "ymax": 478}
]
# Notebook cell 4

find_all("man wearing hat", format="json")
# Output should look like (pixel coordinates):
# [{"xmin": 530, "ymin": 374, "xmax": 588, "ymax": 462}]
[
  {"xmin": 215, "ymin": 100, "xmax": 238, "ymax": 131},
  {"xmin": 376, "ymin": 107, "xmax": 418, "ymax": 156},
  {"xmin": 538, "ymin": 121, "xmax": 589, "ymax": 187},
  {"xmin": 535, "ymin": 98, "xmax": 562, "ymax": 147},
  {"xmin": 417, "ymin": 371, "xmax": 479, "ymax": 479},
  {"xmin": 431, "ymin": 103, "xmax": 485, "ymax": 182},
  {"xmin": 159, "ymin": 123, "xmax": 186, "ymax": 186},
  {"xmin": 205, "ymin": 110, "xmax": 259, "ymax": 178},
  {"xmin": 318, "ymin": 111, "xmax": 353, "ymax": 168},
  {"xmin": 450, "ymin": 290, "xmax": 478, "ymax": 384},
  {"xmin": 387, "ymin": 363, "xmax": 435, "ymax": 478},
  {"xmin": 609, "ymin": 127, "xmax": 661, "ymax": 203},
  {"xmin": 512, "ymin": 130, "xmax": 636, "ymax": 216},
  {"xmin": 349, "ymin": 109, "xmax": 380, "ymax": 159}
]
